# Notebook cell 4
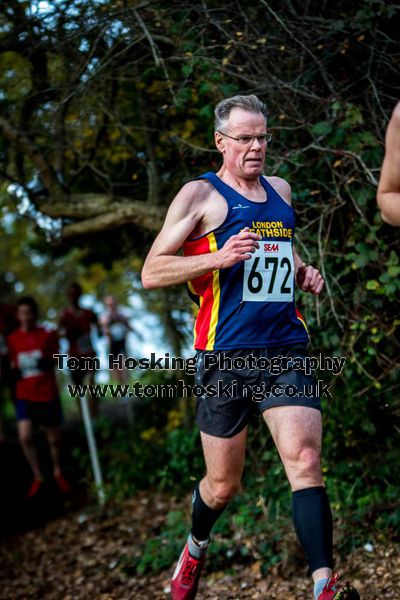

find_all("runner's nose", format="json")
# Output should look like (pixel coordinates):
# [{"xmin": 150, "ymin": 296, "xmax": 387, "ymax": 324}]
[{"xmin": 250, "ymin": 137, "xmax": 262, "ymax": 150}]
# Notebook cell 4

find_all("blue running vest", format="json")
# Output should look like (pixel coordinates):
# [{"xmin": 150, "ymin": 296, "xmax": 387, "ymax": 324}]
[{"xmin": 182, "ymin": 171, "xmax": 309, "ymax": 350}]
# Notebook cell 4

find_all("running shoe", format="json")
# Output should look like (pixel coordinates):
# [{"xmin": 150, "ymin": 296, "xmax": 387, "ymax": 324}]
[
  {"xmin": 54, "ymin": 472, "xmax": 71, "ymax": 493},
  {"xmin": 171, "ymin": 541, "xmax": 206, "ymax": 600},
  {"xmin": 317, "ymin": 572, "xmax": 360, "ymax": 600},
  {"xmin": 27, "ymin": 478, "xmax": 42, "ymax": 498}
]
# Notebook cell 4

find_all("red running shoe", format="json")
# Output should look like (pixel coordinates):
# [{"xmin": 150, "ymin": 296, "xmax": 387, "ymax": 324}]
[
  {"xmin": 171, "ymin": 542, "xmax": 206, "ymax": 600},
  {"xmin": 54, "ymin": 472, "xmax": 71, "ymax": 493},
  {"xmin": 27, "ymin": 479, "xmax": 42, "ymax": 498},
  {"xmin": 317, "ymin": 572, "xmax": 360, "ymax": 600}
]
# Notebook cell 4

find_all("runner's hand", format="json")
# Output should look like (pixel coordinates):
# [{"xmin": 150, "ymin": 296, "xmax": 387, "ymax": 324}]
[
  {"xmin": 214, "ymin": 227, "xmax": 260, "ymax": 269},
  {"xmin": 296, "ymin": 264, "xmax": 324, "ymax": 295}
]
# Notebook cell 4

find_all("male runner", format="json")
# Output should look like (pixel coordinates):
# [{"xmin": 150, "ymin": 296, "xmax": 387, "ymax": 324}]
[
  {"xmin": 59, "ymin": 282, "xmax": 100, "ymax": 418},
  {"xmin": 377, "ymin": 101, "xmax": 400, "ymax": 226},
  {"xmin": 142, "ymin": 95, "xmax": 359, "ymax": 600},
  {"xmin": 100, "ymin": 295, "xmax": 133, "ymax": 384},
  {"xmin": 7, "ymin": 296, "xmax": 70, "ymax": 497}
]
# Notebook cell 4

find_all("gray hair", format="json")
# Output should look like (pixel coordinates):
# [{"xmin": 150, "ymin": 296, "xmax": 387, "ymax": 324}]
[{"xmin": 214, "ymin": 94, "xmax": 268, "ymax": 132}]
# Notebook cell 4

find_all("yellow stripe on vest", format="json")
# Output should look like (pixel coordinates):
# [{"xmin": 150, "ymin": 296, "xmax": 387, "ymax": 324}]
[{"xmin": 206, "ymin": 232, "xmax": 220, "ymax": 350}]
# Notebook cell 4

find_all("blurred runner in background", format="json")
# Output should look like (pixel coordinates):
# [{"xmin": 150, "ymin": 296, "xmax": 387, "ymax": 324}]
[
  {"xmin": 7, "ymin": 296, "xmax": 70, "ymax": 497},
  {"xmin": 59, "ymin": 282, "xmax": 101, "ymax": 418},
  {"xmin": 100, "ymin": 295, "xmax": 136, "ymax": 384}
]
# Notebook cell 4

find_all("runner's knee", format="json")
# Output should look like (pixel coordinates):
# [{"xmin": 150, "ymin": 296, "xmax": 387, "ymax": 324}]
[
  {"xmin": 208, "ymin": 479, "xmax": 242, "ymax": 507},
  {"xmin": 45, "ymin": 428, "xmax": 60, "ymax": 444},
  {"xmin": 19, "ymin": 430, "xmax": 33, "ymax": 445},
  {"xmin": 283, "ymin": 446, "xmax": 321, "ymax": 477}
]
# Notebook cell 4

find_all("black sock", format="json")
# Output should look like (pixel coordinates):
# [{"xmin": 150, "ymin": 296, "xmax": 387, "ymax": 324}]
[
  {"xmin": 190, "ymin": 482, "xmax": 227, "ymax": 541},
  {"xmin": 292, "ymin": 486, "xmax": 333, "ymax": 573}
]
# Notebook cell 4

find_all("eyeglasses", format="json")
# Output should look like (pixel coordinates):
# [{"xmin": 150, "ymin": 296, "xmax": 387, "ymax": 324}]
[{"xmin": 217, "ymin": 131, "xmax": 272, "ymax": 145}]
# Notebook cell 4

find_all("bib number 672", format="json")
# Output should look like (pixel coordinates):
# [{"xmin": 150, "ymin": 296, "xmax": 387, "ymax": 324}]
[{"xmin": 242, "ymin": 241, "xmax": 294, "ymax": 302}]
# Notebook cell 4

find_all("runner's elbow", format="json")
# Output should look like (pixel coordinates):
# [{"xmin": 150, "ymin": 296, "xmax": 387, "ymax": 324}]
[
  {"xmin": 141, "ymin": 268, "xmax": 157, "ymax": 289},
  {"xmin": 377, "ymin": 192, "xmax": 400, "ymax": 226},
  {"xmin": 391, "ymin": 101, "xmax": 400, "ymax": 125},
  {"xmin": 380, "ymin": 210, "xmax": 400, "ymax": 226}
]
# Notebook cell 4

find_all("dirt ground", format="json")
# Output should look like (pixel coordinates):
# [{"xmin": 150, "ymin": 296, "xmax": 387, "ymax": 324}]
[{"xmin": 0, "ymin": 491, "xmax": 398, "ymax": 600}]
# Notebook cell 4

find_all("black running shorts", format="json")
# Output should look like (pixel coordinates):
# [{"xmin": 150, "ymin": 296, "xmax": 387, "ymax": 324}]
[
  {"xmin": 15, "ymin": 396, "xmax": 64, "ymax": 428},
  {"xmin": 109, "ymin": 340, "xmax": 127, "ymax": 359},
  {"xmin": 194, "ymin": 345, "xmax": 321, "ymax": 438}
]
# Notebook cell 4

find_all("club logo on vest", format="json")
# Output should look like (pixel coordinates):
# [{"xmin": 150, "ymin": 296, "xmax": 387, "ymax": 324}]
[{"xmin": 232, "ymin": 203, "xmax": 250, "ymax": 210}]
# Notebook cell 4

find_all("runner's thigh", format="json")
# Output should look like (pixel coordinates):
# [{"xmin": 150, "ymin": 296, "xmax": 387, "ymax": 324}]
[
  {"xmin": 200, "ymin": 427, "xmax": 247, "ymax": 483},
  {"xmin": 262, "ymin": 405, "xmax": 322, "ymax": 460}
]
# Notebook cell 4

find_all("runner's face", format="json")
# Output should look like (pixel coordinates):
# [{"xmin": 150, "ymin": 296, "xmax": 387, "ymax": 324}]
[
  {"xmin": 68, "ymin": 286, "xmax": 81, "ymax": 304},
  {"xmin": 17, "ymin": 305, "xmax": 36, "ymax": 328},
  {"xmin": 215, "ymin": 108, "xmax": 267, "ymax": 179},
  {"xmin": 105, "ymin": 295, "xmax": 117, "ymax": 310}
]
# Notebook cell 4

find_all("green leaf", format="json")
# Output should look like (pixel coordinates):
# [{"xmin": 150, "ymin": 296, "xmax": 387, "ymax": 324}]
[
  {"xmin": 388, "ymin": 265, "xmax": 400, "ymax": 277},
  {"xmin": 199, "ymin": 81, "xmax": 212, "ymax": 95},
  {"xmin": 386, "ymin": 250, "xmax": 399, "ymax": 266},
  {"xmin": 343, "ymin": 104, "xmax": 363, "ymax": 129},
  {"xmin": 312, "ymin": 121, "xmax": 333, "ymax": 136},
  {"xmin": 198, "ymin": 104, "xmax": 213, "ymax": 119},
  {"xmin": 181, "ymin": 63, "xmax": 193, "ymax": 77}
]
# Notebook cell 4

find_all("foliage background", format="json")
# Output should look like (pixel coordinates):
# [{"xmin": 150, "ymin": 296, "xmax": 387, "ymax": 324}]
[{"xmin": 1, "ymin": 0, "xmax": 399, "ymax": 575}]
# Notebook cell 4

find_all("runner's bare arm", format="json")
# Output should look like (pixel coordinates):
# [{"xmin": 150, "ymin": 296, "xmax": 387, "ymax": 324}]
[
  {"xmin": 377, "ymin": 102, "xmax": 400, "ymax": 226},
  {"xmin": 269, "ymin": 177, "xmax": 325, "ymax": 295},
  {"xmin": 141, "ymin": 182, "xmax": 260, "ymax": 289}
]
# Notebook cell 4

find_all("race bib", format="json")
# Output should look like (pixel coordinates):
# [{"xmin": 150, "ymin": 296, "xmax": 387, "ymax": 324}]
[
  {"xmin": 76, "ymin": 334, "xmax": 93, "ymax": 353},
  {"xmin": 243, "ymin": 241, "xmax": 294, "ymax": 302},
  {"xmin": 18, "ymin": 349, "xmax": 43, "ymax": 378},
  {"xmin": 109, "ymin": 322, "xmax": 127, "ymax": 342}
]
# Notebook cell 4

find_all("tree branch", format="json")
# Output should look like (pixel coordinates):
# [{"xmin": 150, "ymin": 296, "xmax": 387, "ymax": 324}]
[
  {"xmin": 60, "ymin": 200, "xmax": 165, "ymax": 239},
  {"xmin": 0, "ymin": 116, "xmax": 65, "ymax": 199},
  {"xmin": 309, "ymin": 144, "xmax": 378, "ymax": 186}
]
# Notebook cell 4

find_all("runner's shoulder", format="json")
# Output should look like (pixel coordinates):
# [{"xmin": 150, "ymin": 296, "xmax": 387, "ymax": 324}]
[
  {"xmin": 262, "ymin": 175, "xmax": 292, "ymax": 205},
  {"xmin": 170, "ymin": 178, "xmax": 214, "ymax": 219},
  {"xmin": 177, "ymin": 178, "xmax": 214, "ymax": 203}
]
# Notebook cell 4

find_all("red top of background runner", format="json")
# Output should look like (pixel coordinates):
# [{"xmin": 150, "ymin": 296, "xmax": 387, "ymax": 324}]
[
  {"xmin": 7, "ymin": 327, "xmax": 59, "ymax": 402},
  {"xmin": 60, "ymin": 308, "xmax": 97, "ymax": 357}
]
